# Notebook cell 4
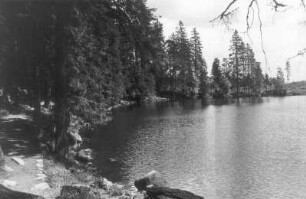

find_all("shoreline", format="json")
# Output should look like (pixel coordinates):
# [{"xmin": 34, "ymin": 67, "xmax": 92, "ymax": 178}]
[{"xmin": 0, "ymin": 96, "xmax": 170, "ymax": 198}]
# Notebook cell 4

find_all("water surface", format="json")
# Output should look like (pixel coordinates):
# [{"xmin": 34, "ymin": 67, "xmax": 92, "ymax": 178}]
[{"xmin": 92, "ymin": 96, "xmax": 306, "ymax": 199}]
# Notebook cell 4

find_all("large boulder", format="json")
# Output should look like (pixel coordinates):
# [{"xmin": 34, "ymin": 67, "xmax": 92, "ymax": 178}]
[
  {"xmin": 76, "ymin": 149, "xmax": 93, "ymax": 163},
  {"xmin": 134, "ymin": 171, "xmax": 169, "ymax": 191},
  {"xmin": 0, "ymin": 185, "xmax": 44, "ymax": 199},
  {"xmin": 56, "ymin": 185, "xmax": 100, "ymax": 199}
]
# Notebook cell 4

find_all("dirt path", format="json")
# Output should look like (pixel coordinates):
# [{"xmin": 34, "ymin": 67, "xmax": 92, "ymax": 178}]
[{"xmin": 0, "ymin": 115, "xmax": 51, "ymax": 197}]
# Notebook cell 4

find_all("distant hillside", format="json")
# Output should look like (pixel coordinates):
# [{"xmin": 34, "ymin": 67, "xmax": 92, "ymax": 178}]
[{"xmin": 285, "ymin": 81, "xmax": 306, "ymax": 95}]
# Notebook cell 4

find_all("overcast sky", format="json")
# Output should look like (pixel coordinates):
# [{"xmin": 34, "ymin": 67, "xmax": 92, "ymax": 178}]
[{"xmin": 147, "ymin": 0, "xmax": 306, "ymax": 82}]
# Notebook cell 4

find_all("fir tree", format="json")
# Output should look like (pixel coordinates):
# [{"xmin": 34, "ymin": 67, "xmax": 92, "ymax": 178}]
[{"xmin": 190, "ymin": 28, "xmax": 208, "ymax": 98}]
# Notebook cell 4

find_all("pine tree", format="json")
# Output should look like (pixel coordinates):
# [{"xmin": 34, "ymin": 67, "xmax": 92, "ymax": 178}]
[
  {"xmin": 190, "ymin": 28, "xmax": 208, "ymax": 98},
  {"xmin": 272, "ymin": 67, "xmax": 285, "ymax": 95},
  {"xmin": 245, "ymin": 43, "xmax": 256, "ymax": 95},
  {"xmin": 211, "ymin": 58, "xmax": 229, "ymax": 98},
  {"xmin": 229, "ymin": 30, "xmax": 244, "ymax": 97},
  {"xmin": 253, "ymin": 62, "xmax": 264, "ymax": 95},
  {"xmin": 175, "ymin": 21, "xmax": 194, "ymax": 96},
  {"xmin": 285, "ymin": 61, "xmax": 291, "ymax": 83}
]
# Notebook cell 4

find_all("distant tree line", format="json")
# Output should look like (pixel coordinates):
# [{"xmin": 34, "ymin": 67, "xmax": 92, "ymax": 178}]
[{"xmin": 210, "ymin": 30, "xmax": 287, "ymax": 98}]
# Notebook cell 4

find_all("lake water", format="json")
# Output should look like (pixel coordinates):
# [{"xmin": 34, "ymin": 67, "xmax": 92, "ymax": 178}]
[{"xmin": 92, "ymin": 96, "xmax": 306, "ymax": 199}]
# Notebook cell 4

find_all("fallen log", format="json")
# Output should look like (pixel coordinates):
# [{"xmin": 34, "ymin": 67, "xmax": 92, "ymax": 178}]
[
  {"xmin": 0, "ymin": 185, "xmax": 44, "ymax": 199},
  {"xmin": 146, "ymin": 186, "xmax": 204, "ymax": 199}
]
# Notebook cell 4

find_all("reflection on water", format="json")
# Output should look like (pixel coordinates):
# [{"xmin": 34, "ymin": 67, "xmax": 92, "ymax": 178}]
[{"xmin": 92, "ymin": 96, "xmax": 306, "ymax": 199}]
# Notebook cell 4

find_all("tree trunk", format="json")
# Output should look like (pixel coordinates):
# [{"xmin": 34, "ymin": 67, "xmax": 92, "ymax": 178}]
[{"xmin": 53, "ymin": 3, "xmax": 70, "ymax": 155}]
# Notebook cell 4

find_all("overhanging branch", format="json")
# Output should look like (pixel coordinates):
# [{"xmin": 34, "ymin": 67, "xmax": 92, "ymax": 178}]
[
  {"xmin": 209, "ymin": 0, "xmax": 239, "ymax": 23},
  {"xmin": 272, "ymin": 0, "xmax": 287, "ymax": 11}
]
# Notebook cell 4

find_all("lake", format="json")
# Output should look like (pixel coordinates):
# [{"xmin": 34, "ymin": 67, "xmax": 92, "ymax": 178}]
[{"xmin": 92, "ymin": 96, "xmax": 306, "ymax": 199}]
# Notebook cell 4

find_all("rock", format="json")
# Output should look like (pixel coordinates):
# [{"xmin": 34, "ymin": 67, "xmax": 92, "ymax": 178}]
[
  {"xmin": 109, "ymin": 184, "xmax": 124, "ymax": 196},
  {"xmin": 109, "ymin": 158, "xmax": 118, "ymax": 163},
  {"xmin": 134, "ymin": 171, "xmax": 169, "ymax": 191},
  {"xmin": 119, "ymin": 196, "xmax": 131, "ymax": 199},
  {"xmin": 57, "ymin": 185, "xmax": 100, "ymax": 199},
  {"xmin": 3, "ymin": 166, "xmax": 14, "ymax": 172},
  {"xmin": 0, "ymin": 145, "xmax": 4, "ymax": 167},
  {"xmin": 35, "ymin": 174, "xmax": 47, "ymax": 180},
  {"xmin": 76, "ymin": 149, "xmax": 93, "ymax": 163},
  {"xmin": 2, "ymin": 180, "xmax": 17, "ymax": 187},
  {"xmin": 36, "ymin": 163, "xmax": 43, "ymax": 168},
  {"xmin": 145, "ymin": 187, "xmax": 204, "ymax": 199},
  {"xmin": 94, "ymin": 178, "xmax": 113, "ymax": 191},
  {"xmin": 0, "ymin": 185, "xmax": 44, "ymax": 199},
  {"xmin": 31, "ymin": 183, "xmax": 50, "ymax": 192},
  {"xmin": 11, "ymin": 157, "xmax": 25, "ymax": 166},
  {"xmin": 68, "ymin": 131, "xmax": 82, "ymax": 149},
  {"xmin": 7, "ymin": 152, "xmax": 17, "ymax": 156}
]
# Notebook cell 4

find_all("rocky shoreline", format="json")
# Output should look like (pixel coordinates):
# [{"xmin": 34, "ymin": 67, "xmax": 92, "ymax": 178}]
[
  {"xmin": 1, "ymin": 154, "xmax": 204, "ymax": 199},
  {"xmin": 0, "ymin": 96, "xmax": 204, "ymax": 199}
]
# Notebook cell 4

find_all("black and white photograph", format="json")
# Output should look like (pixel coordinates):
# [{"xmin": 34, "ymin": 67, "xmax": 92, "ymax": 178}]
[{"xmin": 0, "ymin": 0, "xmax": 306, "ymax": 198}]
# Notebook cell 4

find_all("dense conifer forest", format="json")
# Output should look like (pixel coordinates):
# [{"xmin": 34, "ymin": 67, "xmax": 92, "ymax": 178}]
[{"xmin": 0, "ymin": 0, "xmax": 287, "ymax": 153}]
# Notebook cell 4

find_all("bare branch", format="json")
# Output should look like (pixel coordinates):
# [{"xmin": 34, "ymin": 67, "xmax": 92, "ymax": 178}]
[
  {"xmin": 211, "ymin": 0, "xmax": 305, "ymax": 61},
  {"xmin": 272, "ymin": 0, "xmax": 287, "ymax": 11},
  {"xmin": 288, "ymin": 48, "xmax": 306, "ymax": 60},
  {"xmin": 210, "ymin": 0, "xmax": 239, "ymax": 22},
  {"xmin": 255, "ymin": 1, "xmax": 268, "ymax": 68},
  {"xmin": 246, "ymin": 0, "xmax": 256, "ymax": 32}
]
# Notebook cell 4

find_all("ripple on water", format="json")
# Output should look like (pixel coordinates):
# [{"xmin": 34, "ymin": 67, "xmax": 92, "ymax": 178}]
[{"xmin": 93, "ymin": 96, "xmax": 306, "ymax": 199}]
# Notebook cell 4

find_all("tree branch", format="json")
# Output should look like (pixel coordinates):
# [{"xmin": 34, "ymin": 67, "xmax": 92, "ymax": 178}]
[
  {"xmin": 210, "ymin": 0, "xmax": 239, "ymax": 22},
  {"xmin": 288, "ymin": 48, "xmax": 306, "ymax": 60},
  {"xmin": 255, "ymin": 1, "xmax": 268, "ymax": 68},
  {"xmin": 272, "ymin": 0, "xmax": 287, "ymax": 11},
  {"xmin": 246, "ymin": 0, "xmax": 256, "ymax": 32}
]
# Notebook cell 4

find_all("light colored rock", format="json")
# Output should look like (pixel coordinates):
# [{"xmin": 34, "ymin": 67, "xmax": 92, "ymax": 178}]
[
  {"xmin": 95, "ymin": 178, "xmax": 113, "ymax": 191},
  {"xmin": 37, "ymin": 173, "xmax": 47, "ymax": 177},
  {"xmin": 37, "ymin": 167, "xmax": 44, "ymax": 171},
  {"xmin": 109, "ymin": 158, "xmax": 118, "ymax": 163},
  {"xmin": 36, "ymin": 163, "xmax": 43, "ymax": 168},
  {"xmin": 7, "ymin": 151, "xmax": 18, "ymax": 156},
  {"xmin": 35, "ymin": 174, "xmax": 47, "ymax": 180},
  {"xmin": 134, "ymin": 170, "xmax": 169, "ymax": 191},
  {"xmin": 76, "ymin": 149, "xmax": 93, "ymax": 163},
  {"xmin": 2, "ymin": 180, "xmax": 17, "ymax": 187},
  {"xmin": 3, "ymin": 165, "xmax": 14, "ymax": 172},
  {"xmin": 11, "ymin": 157, "xmax": 25, "ymax": 165},
  {"xmin": 31, "ymin": 182, "xmax": 50, "ymax": 192}
]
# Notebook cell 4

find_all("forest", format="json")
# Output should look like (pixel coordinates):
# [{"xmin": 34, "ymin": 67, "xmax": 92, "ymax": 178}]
[{"xmin": 0, "ymin": 0, "xmax": 287, "ymax": 154}]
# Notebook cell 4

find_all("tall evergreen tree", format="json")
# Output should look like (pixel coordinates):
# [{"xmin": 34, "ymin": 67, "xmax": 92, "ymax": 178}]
[
  {"xmin": 229, "ymin": 30, "xmax": 244, "ymax": 97},
  {"xmin": 211, "ymin": 58, "xmax": 229, "ymax": 98},
  {"xmin": 285, "ymin": 61, "xmax": 291, "ymax": 83},
  {"xmin": 190, "ymin": 28, "xmax": 208, "ymax": 98},
  {"xmin": 175, "ymin": 21, "xmax": 194, "ymax": 96}
]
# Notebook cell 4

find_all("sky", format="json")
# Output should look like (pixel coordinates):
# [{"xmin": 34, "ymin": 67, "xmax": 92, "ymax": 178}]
[{"xmin": 147, "ymin": 0, "xmax": 306, "ymax": 82}]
